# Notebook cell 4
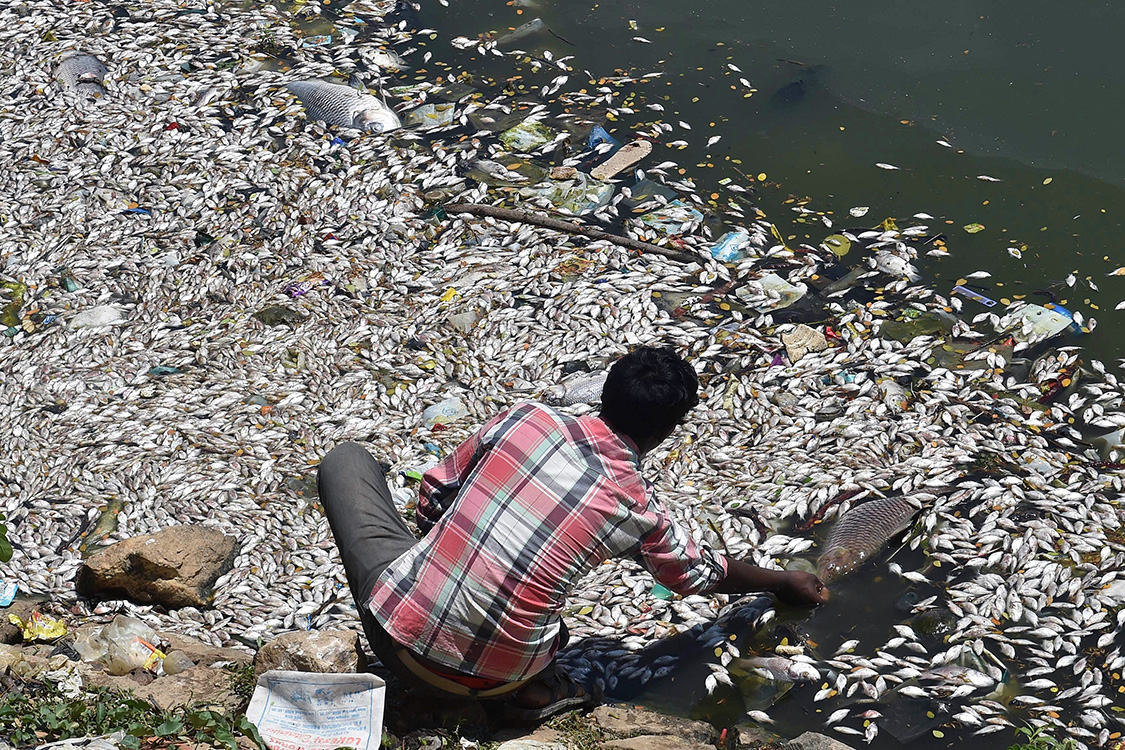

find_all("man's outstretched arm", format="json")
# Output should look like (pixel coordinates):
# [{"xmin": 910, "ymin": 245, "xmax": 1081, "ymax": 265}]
[{"xmin": 711, "ymin": 557, "xmax": 829, "ymax": 606}]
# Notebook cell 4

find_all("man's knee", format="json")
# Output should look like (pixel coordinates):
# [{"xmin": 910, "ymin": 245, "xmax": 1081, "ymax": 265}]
[{"xmin": 318, "ymin": 441, "xmax": 372, "ymax": 483}]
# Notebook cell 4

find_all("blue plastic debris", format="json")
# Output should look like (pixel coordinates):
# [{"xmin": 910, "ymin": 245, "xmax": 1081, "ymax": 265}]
[
  {"xmin": 951, "ymin": 285, "xmax": 997, "ymax": 307},
  {"xmin": 120, "ymin": 207, "xmax": 152, "ymax": 216},
  {"xmin": 0, "ymin": 581, "xmax": 17, "ymax": 607},
  {"xmin": 586, "ymin": 124, "xmax": 619, "ymax": 151}
]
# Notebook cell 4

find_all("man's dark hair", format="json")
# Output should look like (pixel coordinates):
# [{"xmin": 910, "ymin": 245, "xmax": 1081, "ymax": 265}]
[{"xmin": 600, "ymin": 346, "xmax": 699, "ymax": 443}]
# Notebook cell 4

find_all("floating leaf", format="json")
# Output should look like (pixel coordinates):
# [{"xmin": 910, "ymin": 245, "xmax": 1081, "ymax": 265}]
[
  {"xmin": 963, "ymin": 223, "xmax": 986, "ymax": 234},
  {"xmin": 822, "ymin": 234, "xmax": 852, "ymax": 257}
]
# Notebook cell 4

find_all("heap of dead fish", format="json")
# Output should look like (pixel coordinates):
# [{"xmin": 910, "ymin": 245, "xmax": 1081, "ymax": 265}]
[{"xmin": 1, "ymin": 0, "xmax": 1124, "ymax": 747}]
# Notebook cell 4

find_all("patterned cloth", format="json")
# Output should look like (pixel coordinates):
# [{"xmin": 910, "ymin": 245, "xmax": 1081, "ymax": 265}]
[{"xmin": 368, "ymin": 402, "xmax": 728, "ymax": 683}]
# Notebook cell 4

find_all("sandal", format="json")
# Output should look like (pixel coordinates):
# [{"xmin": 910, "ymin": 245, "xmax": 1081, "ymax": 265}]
[{"xmin": 502, "ymin": 667, "xmax": 598, "ymax": 722}]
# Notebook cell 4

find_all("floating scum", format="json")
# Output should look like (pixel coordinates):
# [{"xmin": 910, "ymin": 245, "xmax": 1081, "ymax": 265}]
[{"xmin": 1, "ymin": 0, "xmax": 1125, "ymax": 747}]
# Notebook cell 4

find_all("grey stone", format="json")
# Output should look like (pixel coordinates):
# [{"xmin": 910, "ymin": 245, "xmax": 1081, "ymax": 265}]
[
  {"xmin": 88, "ymin": 665, "xmax": 241, "ymax": 713},
  {"xmin": 779, "ymin": 732, "xmax": 857, "ymax": 750},
  {"xmin": 491, "ymin": 728, "xmax": 564, "ymax": 745},
  {"xmin": 495, "ymin": 740, "xmax": 567, "ymax": 750},
  {"xmin": 161, "ymin": 632, "xmax": 251, "ymax": 668},
  {"xmin": 735, "ymin": 722, "xmax": 785, "ymax": 749},
  {"xmin": 75, "ymin": 525, "xmax": 237, "ymax": 609},
  {"xmin": 253, "ymin": 629, "xmax": 366, "ymax": 678},
  {"xmin": 590, "ymin": 706, "xmax": 716, "ymax": 745},
  {"xmin": 605, "ymin": 735, "xmax": 714, "ymax": 750}
]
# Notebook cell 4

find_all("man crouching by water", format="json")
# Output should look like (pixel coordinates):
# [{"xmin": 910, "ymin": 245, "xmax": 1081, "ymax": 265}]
[{"xmin": 318, "ymin": 346, "xmax": 828, "ymax": 721}]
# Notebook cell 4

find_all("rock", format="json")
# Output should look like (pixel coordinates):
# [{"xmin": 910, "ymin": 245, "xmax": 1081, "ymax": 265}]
[
  {"xmin": 589, "ymin": 706, "xmax": 716, "ymax": 745},
  {"xmin": 0, "ymin": 596, "xmax": 49, "ymax": 644},
  {"xmin": 605, "ymin": 735, "xmax": 714, "ymax": 750},
  {"xmin": 735, "ymin": 722, "xmax": 785, "ymax": 749},
  {"xmin": 75, "ymin": 525, "xmax": 237, "ymax": 609},
  {"xmin": 253, "ymin": 629, "xmax": 366, "ymax": 678},
  {"xmin": 496, "ymin": 739, "xmax": 567, "ymax": 750},
  {"xmin": 88, "ymin": 665, "xmax": 242, "ymax": 713},
  {"xmin": 779, "ymin": 732, "xmax": 857, "ymax": 750},
  {"xmin": 162, "ymin": 632, "xmax": 251, "ymax": 668},
  {"xmin": 491, "ymin": 728, "xmax": 564, "ymax": 745}
]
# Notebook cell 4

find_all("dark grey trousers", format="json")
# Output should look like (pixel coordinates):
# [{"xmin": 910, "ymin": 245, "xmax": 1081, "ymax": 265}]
[
  {"xmin": 318, "ymin": 441, "xmax": 565, "ymax": 698},
  {"xmin": 317, "ymin": 442, "xmax": 420, "ymax": 678}
]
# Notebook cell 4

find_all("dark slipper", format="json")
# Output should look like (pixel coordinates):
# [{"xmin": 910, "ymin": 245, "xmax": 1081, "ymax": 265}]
[{"xmin": 502, "ymin": 669, "xmax": 597, "ymax": 722}]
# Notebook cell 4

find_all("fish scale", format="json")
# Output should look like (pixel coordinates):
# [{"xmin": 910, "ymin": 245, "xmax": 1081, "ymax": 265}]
[{"xmin": 816, "ymin": 495, "xmax": 921, "ymax": 583}]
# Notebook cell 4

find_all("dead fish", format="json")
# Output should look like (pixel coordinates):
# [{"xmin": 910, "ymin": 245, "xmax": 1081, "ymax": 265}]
[
  {"xmin": 55, "ymin": 53, "xmax": 107, "ymax": 98},
  {"xmin": 872, "ymin": 250, "xmax": 921, "ymax": 282},
  {"xmin": 545, "ymin": 372, "xmax": 608, "ymax": 406},
  {"xmin": 496, "ymin": 17, "xmax": 547, "ymax": 46},
  {"xmin": 286, "ymin": 80, "xmax": 402, "ymax": 133},
  {"xmin": 733, "ymin": 656, "xmax": 819, "ymax": 683},
  {"xmin": 816, "ymin": 496, "xmax": 920, "ymax": 583},
  {"xmin": 79, "ymin": 497, "xmax": 124, "ymax": 554}
]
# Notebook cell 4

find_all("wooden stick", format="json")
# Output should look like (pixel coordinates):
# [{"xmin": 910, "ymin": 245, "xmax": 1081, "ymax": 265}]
[{"xmin": 443, "ymin": 203, "xmax": 703, "ymax": 265}]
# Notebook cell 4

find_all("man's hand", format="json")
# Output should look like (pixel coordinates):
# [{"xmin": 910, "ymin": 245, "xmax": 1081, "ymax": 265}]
[
  {"xmin": 712, "ymin": 558, "xmax": 828, "ymax": 606},
  {"xmin": 775, "ymin": 570, "xmax": 829, "ymax": 607}
]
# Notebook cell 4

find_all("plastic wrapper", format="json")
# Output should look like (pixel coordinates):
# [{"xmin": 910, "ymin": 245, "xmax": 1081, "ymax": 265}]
[{"xmin": 9, "ymin": 611, "xmax": 67, "ymax": 642}]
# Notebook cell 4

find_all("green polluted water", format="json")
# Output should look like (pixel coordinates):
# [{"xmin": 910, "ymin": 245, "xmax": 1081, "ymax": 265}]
[
  {"xmin": 415, "ymin": 0, "xmax": 1125, "ymax": 366},
  {"xmin": 273, "ymin": 1, "xmax": 1125, "ymax": 746}
]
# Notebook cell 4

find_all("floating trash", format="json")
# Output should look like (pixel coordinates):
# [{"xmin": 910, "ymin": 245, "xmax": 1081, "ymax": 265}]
[
  {"xmin": 403, "ymin": 102, "xmax": 456, "ymax": 130},
  {"xmin": 499, "ymin": 120, "xmax": 555, "ymax": 151}
]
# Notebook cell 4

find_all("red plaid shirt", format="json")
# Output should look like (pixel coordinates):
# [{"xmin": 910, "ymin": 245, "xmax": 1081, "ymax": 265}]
[{"xmin": 368, "ymin": 402, "xmax": 727, "ymax": 683}]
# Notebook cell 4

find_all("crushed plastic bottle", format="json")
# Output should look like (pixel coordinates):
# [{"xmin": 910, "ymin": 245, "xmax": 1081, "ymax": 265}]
[{"xmin": 161, "ymin": 650, "xmax": 195, "ymax": 676}]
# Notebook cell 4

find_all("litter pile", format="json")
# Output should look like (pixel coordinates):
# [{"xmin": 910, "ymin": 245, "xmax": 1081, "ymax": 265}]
[{"xmin": 0, "ymin": 0, "xmax": 1123, "ymax": 748}]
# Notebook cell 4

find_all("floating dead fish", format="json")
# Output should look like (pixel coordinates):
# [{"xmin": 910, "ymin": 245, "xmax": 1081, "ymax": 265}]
[
  {"xmin": 286, "ymin": 80, "xmax": 401, "ymax": 133},
  {"xmin": 733, "ymin": 656, "xmax": 819, "ymax": 683},
  {"xmin": 496, "ymin": 17, "xmax": 547, "ymax": 46},
  {"xmin": 816, "ymin": 496, "xmax": 921, "ymax": 583},
  {"xmin": 545, "ymin": 372, "xmax": 608, "ymax": 406},
  {"xmin": 55, "ymin": 53, "xmax": 107, "ymax": 98}
]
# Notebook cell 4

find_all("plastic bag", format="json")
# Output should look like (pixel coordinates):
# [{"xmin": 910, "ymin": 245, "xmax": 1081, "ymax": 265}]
[
  {"xmin": 422, "ymin": 397, "xmax": 468, "ymax": 428},
  {"xmin": 520, "ymin": 174, "xmax": 614, "ymax": 215},
  {"xmin": 73, "ymin": 615, "xmax": 164, "ymax": 675}
]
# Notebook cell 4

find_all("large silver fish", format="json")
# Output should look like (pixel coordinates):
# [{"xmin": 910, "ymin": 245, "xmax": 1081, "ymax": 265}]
[
  {"xmin": 55, "ymin": 53, "xmax": 107, "ymax": 98},
  {"xmin": 285, "ymin": 80, "xmax": 402, "ymax": 133},
  {"xmin": 545, "ymin": 372, "xmax": 608, "ymax": 406},
  {"xmin": 816, "ymin": 495, "xmax": 920, "ymax": 583}
]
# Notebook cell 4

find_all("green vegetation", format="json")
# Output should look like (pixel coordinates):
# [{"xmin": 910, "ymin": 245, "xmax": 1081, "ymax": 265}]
[
  {"xmin": 225, "ymin": 661, "xmax": 259, "ymax": 708},
  {"xmin": 0, "ymin": 512, "xmax": 12, "ymax": 563},
  {"xmin": 1007, "ymin": 726, "xmax": 1080, "ymax": 750},
  {"xmin": 545, "ymin": 710, "xmax": 609, "ymax": 750},
  {"xmin": 0, "ymin": 682, "xmax": 265, "ymax": 749}
]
